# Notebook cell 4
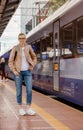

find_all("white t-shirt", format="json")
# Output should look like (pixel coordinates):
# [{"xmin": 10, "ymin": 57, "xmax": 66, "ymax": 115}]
[{"xmin": 21, "ymin": 47, "xmax": 29, "ymax": 71}]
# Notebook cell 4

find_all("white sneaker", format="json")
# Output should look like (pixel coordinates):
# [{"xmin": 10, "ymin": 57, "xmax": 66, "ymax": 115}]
[
  {"xmin": 19, "ymin": 109, "xmax": 26, "ymax": 116},
  {"xmin": 27, "ymin": 108, "xmax": 36, "ymax": 115}
]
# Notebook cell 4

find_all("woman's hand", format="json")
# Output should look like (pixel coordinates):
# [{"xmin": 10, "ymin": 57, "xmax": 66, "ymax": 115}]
[{"xmin": 14, "ymin": 70, "xmax": 19, "ymax": 76}]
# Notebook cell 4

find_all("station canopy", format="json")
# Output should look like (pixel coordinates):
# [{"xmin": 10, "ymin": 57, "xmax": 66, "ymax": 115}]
[{"xmin": 0, "ymin": 0, "xmax": 21, "ymax": 36}]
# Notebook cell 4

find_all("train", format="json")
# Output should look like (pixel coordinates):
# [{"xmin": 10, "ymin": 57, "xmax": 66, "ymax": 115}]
[{"xmin": 1, "ymin": 0, "xmax": 83, "ymax": 107}]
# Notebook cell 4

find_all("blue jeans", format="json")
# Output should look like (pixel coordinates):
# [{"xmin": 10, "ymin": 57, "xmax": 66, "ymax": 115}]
[{"xmin": 14, "ymin": 70, "xmax": 32, "ymax": 105}]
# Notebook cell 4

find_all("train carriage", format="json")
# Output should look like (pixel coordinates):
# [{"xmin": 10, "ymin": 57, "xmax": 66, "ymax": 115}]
[{"xmin": 26, "ymin": 0, "xmax": 83, "ymax": 106}]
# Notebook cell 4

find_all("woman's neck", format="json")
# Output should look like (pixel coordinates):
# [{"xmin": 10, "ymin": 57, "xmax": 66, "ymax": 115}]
[{"xmin": 19, "ymin": 42, "xmax": 26, "ymax": 47}]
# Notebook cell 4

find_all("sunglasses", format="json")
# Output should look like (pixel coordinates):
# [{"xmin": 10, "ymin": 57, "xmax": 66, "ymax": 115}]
[{"xmin": 19, "ymin": 37, "xmax": 26, "ymax": 39}]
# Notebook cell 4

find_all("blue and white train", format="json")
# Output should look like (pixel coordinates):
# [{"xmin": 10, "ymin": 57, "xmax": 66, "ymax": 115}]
[{"xmin": 26, "ymin": 0, "xmax": 83, "ymax": 107}]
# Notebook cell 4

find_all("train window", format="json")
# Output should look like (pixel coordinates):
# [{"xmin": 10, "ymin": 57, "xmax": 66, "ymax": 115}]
[
  {"xmin": 41, "ymin": 35, "xmax": 53, "ymax": 60},
  {"xmin": 77, "ymin": 17, "xmax": 83, "ymax": 54},
  {"xmin": 31, "ymin": 44, "xmax": 37, "ymax": 53},
  {"xmin": 61, "ymin": 23, "xmax": 73, "ymax": 58},
  {"xmin": 42, "ymin": 38, "xmax": 47, "ymax": 52},
  {"xmin": 62, "ymin": 48, "xmax": 72, "ymax": 55},
  {"xmin": 31, "ymin": 41, "xmax": 41, "ymax": 61},
  {"xmin": 41, "ymin": 52, "xmax": 48, "ymax": 60},
  {"xmin": 63, "ymin": 23, "xmax": 73, "ymax": 41}
]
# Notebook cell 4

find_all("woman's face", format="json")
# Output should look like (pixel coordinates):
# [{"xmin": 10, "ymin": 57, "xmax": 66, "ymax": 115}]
[{"xmin": 18, "ymin": 34, "xmax": 26, "ymax": 45}]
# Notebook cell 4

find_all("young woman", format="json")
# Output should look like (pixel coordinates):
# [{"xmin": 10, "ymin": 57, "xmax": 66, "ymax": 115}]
[{"xmin": 9, "ymin": 33, "xmax": 37, "ymax": 116}]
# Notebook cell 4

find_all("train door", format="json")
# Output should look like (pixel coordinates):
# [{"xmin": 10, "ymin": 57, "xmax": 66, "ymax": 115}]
[{"xmin": 53, "ymin": 20, "xmax": 60, "ymax": 91}]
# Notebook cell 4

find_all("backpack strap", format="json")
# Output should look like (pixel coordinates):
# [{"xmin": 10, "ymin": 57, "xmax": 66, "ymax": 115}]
[{"xmin": 14, "ymin": 45, "xmax": 18, "ymax": 61}]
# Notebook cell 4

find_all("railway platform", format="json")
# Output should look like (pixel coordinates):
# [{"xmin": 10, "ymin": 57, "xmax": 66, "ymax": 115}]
[{"xmin": 0, "ymin": 79, "xmax": 83, "ymax": 130}]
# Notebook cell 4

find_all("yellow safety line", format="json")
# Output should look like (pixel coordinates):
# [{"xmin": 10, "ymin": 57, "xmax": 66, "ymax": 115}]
[{"xmin": 1, "ymin": 81, "xmax": 70, "ymax": 130}]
